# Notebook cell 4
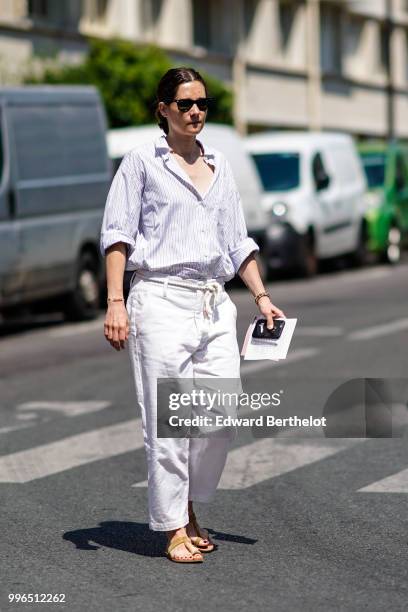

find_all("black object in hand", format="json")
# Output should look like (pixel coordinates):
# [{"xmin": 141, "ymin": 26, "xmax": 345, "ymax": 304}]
[{"xmin": 252, "ymin": 318, "xmax": 285, "ymax": 340}]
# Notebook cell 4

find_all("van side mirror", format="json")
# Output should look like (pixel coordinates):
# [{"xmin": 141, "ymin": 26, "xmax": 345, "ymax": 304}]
[
  {"xmin": 316, "ymin": 174, "xmax": 330, "ymax": 191},
  {"xmin": 396, "ymin": 173, "xmax": 405, "ymax": 193},
  {"xmin": 312, "ymin": 153, "xmax": 330, "ymax": 191}
]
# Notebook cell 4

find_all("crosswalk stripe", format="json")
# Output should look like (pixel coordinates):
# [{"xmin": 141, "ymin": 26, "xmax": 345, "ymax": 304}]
[
  {"xmin": 348, "ymin": 318, "xmax": 408, "ymax": 341},
  {"xmin": 0, "ymin": 419, "xmax": 144, "ymax": 483},
  {"xmin": 216, "ymin": 438, "xmax": 359, "ymax": 489},
  {"xmin": 132, "ymin": 437, "xmax": 363, "ymax": 490},
  {"xmin": 0, "ymin": 408, "xmax": 369, "ymax": 489},
  {"xmin": 47, "ymin": 316, "xmax": 105, "ymax": 337},
  {"xmin": 357, "ymin": 467, "xmax": 408, "ymax": 493},
  {"xmin": 340, "ymin": 268, "xmax": 390, "ymax": 282},
  {"xmin": 0, "ymin": 423, "xmax": 33, "ymax": 435},
  {"xmin": 16, "ymin": 401, "xmax": 111, "ymax": 418}
]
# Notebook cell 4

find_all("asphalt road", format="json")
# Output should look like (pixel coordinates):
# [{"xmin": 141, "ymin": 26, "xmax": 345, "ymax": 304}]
[{"xmin": 0, "ymin": 262, "xmax": 407, "ymax": 612}]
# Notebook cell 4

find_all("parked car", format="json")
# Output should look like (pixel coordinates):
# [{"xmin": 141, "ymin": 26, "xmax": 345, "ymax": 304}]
[
  {"xmin": 0, "ymin": 86, "xmax": 111, "ymax": 321},
  {"xmin": 245, "ymin": 131, "xmax": 368, "ymax": 277},
  {"xmin": 358, "ymin": 141, "xmax": 408, "ymax": 264},
  {"xmin": 106, "ymin": 123, "xmax": 268, "ymax": 282}
]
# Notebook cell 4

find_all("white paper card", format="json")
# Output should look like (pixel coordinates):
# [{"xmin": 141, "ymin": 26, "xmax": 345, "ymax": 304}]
[{"xmin": 241, "ymin": 316, "xmax": 297, "ymax": 361}]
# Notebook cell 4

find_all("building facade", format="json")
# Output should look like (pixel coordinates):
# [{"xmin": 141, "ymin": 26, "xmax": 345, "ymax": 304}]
[{"xmin": 0, "ymin": 0, "xmax": 407, "ymax": 138}]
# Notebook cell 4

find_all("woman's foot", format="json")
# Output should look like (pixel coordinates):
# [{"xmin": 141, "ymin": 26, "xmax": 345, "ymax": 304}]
[
  {"xmin": 186, "ymin": 508, "xmax": 215, "ymax": 551},
  {"xmin": 166, "ymin": 527, "xmax": 203, "ymax": 562}
]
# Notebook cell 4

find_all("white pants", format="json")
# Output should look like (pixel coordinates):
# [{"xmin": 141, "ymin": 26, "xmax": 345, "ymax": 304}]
[{"xmin": 126, "ymin": 270, "xmax": 241, "ymax": 531}]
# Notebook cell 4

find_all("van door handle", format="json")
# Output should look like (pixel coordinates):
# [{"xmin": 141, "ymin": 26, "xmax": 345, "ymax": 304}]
[{"xmin": 8, "ymin": 190, "xmax": 16, "ymax": 217}]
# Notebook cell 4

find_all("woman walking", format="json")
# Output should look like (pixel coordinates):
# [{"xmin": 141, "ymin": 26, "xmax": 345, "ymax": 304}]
[{"xmin": 100, "ymin": 67, "xmax": 285, "ymax": 563}]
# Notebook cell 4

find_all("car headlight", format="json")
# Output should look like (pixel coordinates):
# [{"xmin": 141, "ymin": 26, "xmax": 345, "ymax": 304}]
[
  {"xmin": 267, "ymin": 224, "xmax": 286, "ymax": 240},
  {"xmin": 270, "ymin": 202, "xmax": 288, "ymax": 218}
]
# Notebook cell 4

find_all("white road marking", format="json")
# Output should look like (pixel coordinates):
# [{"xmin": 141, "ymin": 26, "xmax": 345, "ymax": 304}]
[
  {"xmin": 0, "ymin": 423, "xmax": 34, "ymax": 435},
  {"xmin": 348, "ymin": 318, "xmax": 408, "ymax": 341},
  {"xmin": 133, "ymin": 436, "xmax": 364, "ymax": 490},
  {"xmin": 47, "ymin": 316, "xmax": 105, "ymax": 338},
  {"xmin": 16, "ymin": 401, "xmax": 111, "ymax": 418},
  {"xmin": 215, "ymin": 438, "xmax": 361, "ymax": 489},
  {"xmin": 340, "ymin": 268, "xmax": 391, "ymax": 282},
  {"xmin": 296, "ymin": 327, "xmax": 343, "ymax": 337},
  {"xmin": 16, "ymin": 413, "xmax": 38, "ymax": 421},
  {"xmin": 0, "ymin": 419, "xmax": 144, "ymax": 483},
  {"xmin": 357, "ymin": 467, "xmax": 408, "ymax": 493},
  {"xmin": 240, "ymin": 348, "xmax": 320, "ymax": 375}
]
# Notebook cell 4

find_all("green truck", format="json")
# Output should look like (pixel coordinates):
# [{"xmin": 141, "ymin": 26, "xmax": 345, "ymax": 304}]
[{"xmin": 358, "ymin": 141, "xmax": 408, "ymax": 264}]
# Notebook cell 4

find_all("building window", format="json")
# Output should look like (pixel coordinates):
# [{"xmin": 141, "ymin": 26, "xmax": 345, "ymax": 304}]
[
  {"xmin": 192, "ymin": 0, "xmax": 212, "ymax": 48},
  {"xmin": 379, "ymin": 22, "xmax": 389, "ymax": 73},
  {"xmin": 244, "ymin": 0, "xmax": 258, "ymax": 40},
  {"xmin": 27, "ymin": 0, "xmax": 49, "ymax": 19},
  {"xmin": 344, "ymin": 16, "xmax": 363, "ymax": 61},
  {"xmin": 278, "ymin": 0, "xmax": 297, "ymax": 52},
  {"xmin": 86, "ymin": 0, "xmax": 108, "ymax": 22},
  {"xmin": 141, "ymin": 0, "xmax": 162, "ymax": 31},
  {"xmin": 320, "ymin": 5, "xmax": 342, "ymax": 74}
]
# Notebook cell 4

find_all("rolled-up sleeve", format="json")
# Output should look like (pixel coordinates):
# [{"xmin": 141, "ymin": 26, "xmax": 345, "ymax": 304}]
[
  {"xmin": 99, "ymin": 151, "xmax": 144, "ymax": 258},
  {"xmin": 224, "ymin": 160, "xmax": 259, "ymax": 274}
]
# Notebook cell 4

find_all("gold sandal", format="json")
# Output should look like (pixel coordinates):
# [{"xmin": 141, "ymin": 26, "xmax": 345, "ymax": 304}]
[
  {"xmin": 165, "ymin": 534, "xmax": 204, "ymax": 563},
  {"xmin": 188, "ymin": 510, "xmax": 216, "ymax": 553}
]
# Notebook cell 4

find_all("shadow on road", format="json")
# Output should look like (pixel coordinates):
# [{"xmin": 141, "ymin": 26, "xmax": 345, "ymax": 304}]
[{"xmin": 63, "ymin": 521, "xmax": 257, "ymax": 557}]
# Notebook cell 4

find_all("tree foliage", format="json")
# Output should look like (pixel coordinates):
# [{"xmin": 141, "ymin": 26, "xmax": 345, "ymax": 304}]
[{"xmin": 24, "ymin": 38, "xmax": 233, "ymax": 128}]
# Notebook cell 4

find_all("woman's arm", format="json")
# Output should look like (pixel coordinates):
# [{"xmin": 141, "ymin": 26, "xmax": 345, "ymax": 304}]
[
  {"xmin": 100, "ymin": 150, "xmax": 145, "ymax": 352},
  {"xmin": 104, "ymin": 242, "xmax": 129, "ymax": 351},
  {"xmin": 238, "ymin": 253, "xmax": 286, "ymax": 330}
]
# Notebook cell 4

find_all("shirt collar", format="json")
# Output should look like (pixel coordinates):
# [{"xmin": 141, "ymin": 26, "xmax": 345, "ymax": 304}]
[{"xmin": 155, "ymin": 133, "xmax": 216, "ymax": 163}]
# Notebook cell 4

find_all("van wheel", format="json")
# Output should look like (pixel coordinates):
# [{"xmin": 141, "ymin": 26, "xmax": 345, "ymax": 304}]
[
  {"xmin": 297, "ymin": 235, "xmax": 318, "ymax": 278},
  {"xmin": 382, "ymin": 225, "xmax": 401, "ymax": 265},
  {"xmin": 63, "ymin": 252, "xmax": 100, "ymax": 321}
]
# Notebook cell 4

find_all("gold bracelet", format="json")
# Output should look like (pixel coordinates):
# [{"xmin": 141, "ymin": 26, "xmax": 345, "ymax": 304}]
[
  {"xmin": 254, "ymin": 291, "xmax": 270, "ymax": 305},
  {"xmin": 107, "ymin": 297, "xmax": 124, "ymax": 303}
]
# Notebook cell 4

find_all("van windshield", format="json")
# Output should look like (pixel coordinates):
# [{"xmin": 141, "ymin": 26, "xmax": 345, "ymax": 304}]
[
  {"xmin": 360, "ymin": 152, "xmax": 386, "ymax": 188},
  {"xmin": 252, "ymin": 152, "xmax": 300, "ymax": 192}
]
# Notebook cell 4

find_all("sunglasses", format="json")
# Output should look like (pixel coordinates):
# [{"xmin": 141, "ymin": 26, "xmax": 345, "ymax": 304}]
[{"xmin": 172, "ymin": 97, "xmax": 214, "ymax": 112}]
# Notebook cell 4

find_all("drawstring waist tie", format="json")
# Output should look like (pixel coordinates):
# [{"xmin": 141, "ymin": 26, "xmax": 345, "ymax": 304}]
[{"xmin": 129, "ymin": 270, "xmax": 224, "ymax": 319}]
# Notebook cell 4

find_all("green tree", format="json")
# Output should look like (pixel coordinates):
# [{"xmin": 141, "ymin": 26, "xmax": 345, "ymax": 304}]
[{"xmin": 24, "ymin": 38, "xmax": 233, "ymax": 128}]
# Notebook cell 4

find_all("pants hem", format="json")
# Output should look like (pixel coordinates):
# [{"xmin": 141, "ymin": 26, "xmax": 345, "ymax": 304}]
[
  {"xmin": 149, "ymin": 511, "xmax": 189, "ymax": 532},
  {"xmin": 188, "ymin": 494, "xmax": 216, "ymax": 503}
]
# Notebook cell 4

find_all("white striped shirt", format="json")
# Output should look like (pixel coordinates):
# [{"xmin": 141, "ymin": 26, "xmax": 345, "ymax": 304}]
[{"xmin": 100, "ymin": 133, "xmax": 259, "ymax": 282}]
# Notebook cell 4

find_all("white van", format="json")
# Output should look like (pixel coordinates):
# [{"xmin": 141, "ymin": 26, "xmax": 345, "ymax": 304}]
[
  {"xmin": 0, "ymin": 86, "xmax": 111, "ymax": 320},
  {"xmin": 244, "ymin": 131, "xmax": 368, "ymax": 277},
  {"xmin": 107, "ymin": 123, "xmax": 268, "ymax": 279}
]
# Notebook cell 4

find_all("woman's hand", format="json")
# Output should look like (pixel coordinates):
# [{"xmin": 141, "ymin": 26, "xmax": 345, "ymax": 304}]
[
  {"xmin": 257, "ymin": 296, "xmax": 286, "ymax": 330},
  {"xmin": 104, "ymin": 302, "xmax": 130, "ymax": 351}
]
